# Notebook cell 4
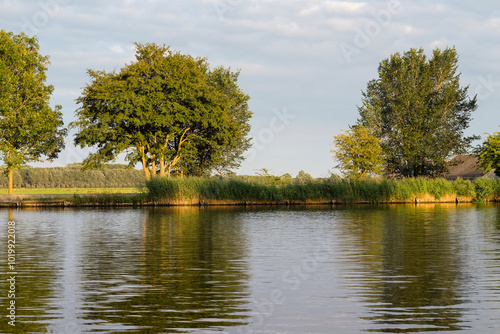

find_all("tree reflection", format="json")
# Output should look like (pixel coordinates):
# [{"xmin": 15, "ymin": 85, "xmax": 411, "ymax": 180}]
[
  {"xmin": 79, "ymin": 207, "xmax": 251, "ymax": 333},
  {"xmin": 0, "ymin": 209, "xmax": 60, "ymax": 334},
  {"xmin": 336, "ymin": 204, "xmax": 469, "ymax": 332}
]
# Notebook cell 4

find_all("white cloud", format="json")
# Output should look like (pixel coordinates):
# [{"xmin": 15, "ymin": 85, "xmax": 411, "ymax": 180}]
[
  {"xmin": 324, "ymin": 1, "xmax": 368, "ymax": 14},
  {"xmin": 110, "ymin": 44, "xmax": 125, "ymax": 54}
]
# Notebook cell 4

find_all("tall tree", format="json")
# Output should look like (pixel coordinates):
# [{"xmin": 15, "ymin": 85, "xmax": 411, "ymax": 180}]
[
  {"xmin": 193, "ymin": 67, "xmax": 252, "ymax": 176},
  {"xmin": 71, "ymin": 43, "xmax": 252, "ymax": 179},
  {"xmin": 478, "ymin": 132, "xmax": 500, "ymax": 177},
  {"xmin": 332, "ymin": 126, "xmax": 384, "ymax": 179},
  {"xmin": 0, "ymin": 30, "xmax": 66, "ymax": 194},
  {"xmin": 357, "ymin": 47, "xmax": 478, "ymax": 177}
]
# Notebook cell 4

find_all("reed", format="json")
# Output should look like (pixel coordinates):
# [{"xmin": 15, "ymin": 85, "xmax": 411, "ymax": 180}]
[{"xmin": 145, "ymin": 176, "xmax": 500, "ymax": 203}]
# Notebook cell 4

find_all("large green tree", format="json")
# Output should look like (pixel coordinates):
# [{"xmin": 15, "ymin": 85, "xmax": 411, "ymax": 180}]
[
  {"xmin": 478, "ymin": 132, "xmax": 500, "ymax": 177},
  {"xmin": 0, "ymin": 30, "xmax": 66, "ymax": 194},
  {"xmin": 71, "ymin": 43, "xmax": 252, "ymax": 179},
  {"xmin": 202, "ymin": 67, "xmax": 252, "ymax": 175},
  {"xmin": 357, "ymin": 47, "xmax": 478, "ymax": 177}
]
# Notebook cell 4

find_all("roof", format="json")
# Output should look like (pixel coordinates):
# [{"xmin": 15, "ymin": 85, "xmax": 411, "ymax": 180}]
[{"xmin": 444, "ymin": 154, "xmax": 497, "ymax": 180}]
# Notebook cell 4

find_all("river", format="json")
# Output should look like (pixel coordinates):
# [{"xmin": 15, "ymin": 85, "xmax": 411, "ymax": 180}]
[{"xmin": 1, "ymin": 204, "xmax": 500, "ymax": 333}]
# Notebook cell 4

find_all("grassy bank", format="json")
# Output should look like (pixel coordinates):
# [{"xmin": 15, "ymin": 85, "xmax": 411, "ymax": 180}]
[
  {"xmin": 145, "ymin": 176, "xmax": 500, "ymax": 204},
  {"xmin": 2, "ymin": 177, "xmax": 499, "ymax": 207}
]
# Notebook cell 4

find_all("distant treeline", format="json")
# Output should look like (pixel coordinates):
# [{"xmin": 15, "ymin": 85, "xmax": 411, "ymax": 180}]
[{"xmin": 0, "ymin": 164, "xmax": 145, "ymax": 188}]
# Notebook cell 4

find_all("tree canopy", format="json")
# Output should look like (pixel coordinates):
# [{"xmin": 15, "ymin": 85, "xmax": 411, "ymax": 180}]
[
  {"xmin": 332, "ymin": 126, "xmax": 384, "ymax": 179},
  {"xmin": 71, "ymin": 43, "xmax": 252, "ymax": 179},
  {"xmin": 478, "ymin": 132, "xmax": 500, "ymax": 177},
  {"xmin": 356, "ymin": 47, "xmax": 478, "ymax": 177},
  {"xmin": 0, "ymin": 30, "xmax": 66, "ymax": 194}
]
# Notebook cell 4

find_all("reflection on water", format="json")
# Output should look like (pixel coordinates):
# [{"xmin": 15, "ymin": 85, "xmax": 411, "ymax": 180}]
[
  {"xmin": 0, "ymin": 208, "xmax": 251, "ymax": 333},
  {"xmin": 0, "ymin": 204, "xmax": 500, "ymax": 333},
  {"xmin": 334, "ymin": 205, "xmax": 478, "ymax": 333}
]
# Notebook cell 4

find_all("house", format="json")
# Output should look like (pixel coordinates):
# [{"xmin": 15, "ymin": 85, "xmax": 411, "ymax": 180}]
[{"xmin": 444, "ymin": 154, "xmax": 497, "ymax": 180}]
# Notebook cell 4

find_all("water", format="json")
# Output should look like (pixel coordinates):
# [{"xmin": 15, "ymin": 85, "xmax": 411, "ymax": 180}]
[{"xmin": 1, "ymin": 204, "xmax": 500, "ymax": 333}]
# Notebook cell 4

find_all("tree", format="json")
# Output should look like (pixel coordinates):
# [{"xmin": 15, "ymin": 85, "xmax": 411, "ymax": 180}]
[
  {"xmin": 332, "ymin": 126, "xmax": 384, "ymax": 179},
  {"xmin": 71, "ymin": 43, "xmax": 252, "ymax": 179},
  {"xmin": 478, "ymin": 132, "xmax": 500, "ymax": 177},
  {"xmin": 357, "ymin": 47, "xmax": 478, "ymax": 177},
  {"xmin": 295, "ymin": 170, "xmax": 314, "ymax": 184},
  {"xmin": 184, "ymin": 67, "xmax": 252, "ymax": 176},
  {"xmin": 0, "ymin": 30, "xmax": 66, "ymax": 194}
]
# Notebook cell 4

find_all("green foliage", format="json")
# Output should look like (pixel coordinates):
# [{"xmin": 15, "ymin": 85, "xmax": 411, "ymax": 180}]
[
  {"xmin": 332, "ymin": 126, "xmax": 384, "ymax": 179},
  {"xmin": 71, "ymin": 43, "xmax": 252, "ymax": 179},
  {"xmin": 357, "ymin": 47, "xmax": 478, "ymax": 177},
  {"xmin": 204, "ymin": 67, "xmax": 252, "ymax": 175},
  {"xmin": 294, "ymin": 170, "xmax": 314, "ymax": 185},
  {"xmin": 473, "ymin": 178, "xmax": 497, "ymax": 202},
  {"xmin": 478, "ymin": 132, "xmax": 500, "ymax": 177},
  {"xmin": 0, "ymin": 30, "xmax": 67, "ymax": 193},
  {"xmin": 452, "ymin": 178, "xmax": 476, "ymax": 197},
  {"xmin": 427, "ymin": 178, "xmax": 454, "ymax": 200}
]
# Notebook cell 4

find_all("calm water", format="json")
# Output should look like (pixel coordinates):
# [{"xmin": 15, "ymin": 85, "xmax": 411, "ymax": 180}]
[{"xmin": 1, "ymin": 204, "xmax": 500, "ymax": 333}]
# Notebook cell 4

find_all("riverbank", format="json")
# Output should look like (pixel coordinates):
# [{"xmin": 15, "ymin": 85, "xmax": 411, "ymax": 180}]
[
  {"xmin": 0, "ymin": 194, "xmax": 486, "ymax": 208},
  {"xmin": 1, "ymin": 177, "xmax": 499, "ymax": 207}
]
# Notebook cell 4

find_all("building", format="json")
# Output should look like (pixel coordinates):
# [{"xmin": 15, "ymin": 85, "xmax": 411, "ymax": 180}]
[{"xmin": 444, "ymin": 154, "xmax": 497, "ymax": 180}]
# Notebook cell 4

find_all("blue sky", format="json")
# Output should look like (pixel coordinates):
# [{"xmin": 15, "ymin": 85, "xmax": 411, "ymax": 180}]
[{"xmin": 1, "ymin": 0, "xmax": 500, "ymax": 177}]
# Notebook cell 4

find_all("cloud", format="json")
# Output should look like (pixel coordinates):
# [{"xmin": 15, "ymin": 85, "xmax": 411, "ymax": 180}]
[
  {"xmin": 324, "ymin": 1, "xmax": 368, "ymax": 14},
  {"xmin": 109, "ymin": 44, "xmax": 126, "ymax": 54}
]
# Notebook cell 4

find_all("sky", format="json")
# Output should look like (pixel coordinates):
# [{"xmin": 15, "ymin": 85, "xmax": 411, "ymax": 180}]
[{"xmin": 1, "ymin": 0, "xmax": 500, "ymax": 177}]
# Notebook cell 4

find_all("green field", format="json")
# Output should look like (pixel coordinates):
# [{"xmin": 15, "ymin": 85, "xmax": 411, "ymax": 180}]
[{"xmin": 0, "ymin": 187, "xmax": 143, "ymax": 195}]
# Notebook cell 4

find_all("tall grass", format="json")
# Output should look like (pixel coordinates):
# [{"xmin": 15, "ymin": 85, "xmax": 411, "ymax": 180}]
[{"xmin": 146, "ymin": 176, "xmax": 500, "ymax": 203}]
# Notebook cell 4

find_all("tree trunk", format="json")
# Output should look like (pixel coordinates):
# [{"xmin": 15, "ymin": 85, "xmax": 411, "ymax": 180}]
[
  {"xmin": 141, "ymin": 156, "xmax": 151, "ymax": 180},
  {"xmin": 151, "ymin": 160, "xmax": 156, "ymax": 178},
  {"xmin": 143, "ymin": 167, "xmax": 151, "ymax": 180},
  {"xmin": 159, "ymin": 157, "xmax": 165, "ymax": 177},
  {"xmin": 140, "ymin": 146, "xmax": 151, "ymax": 180},
  {"xmin": 8, "ymin": 167, "xmax": 14, "ymax": 195}
]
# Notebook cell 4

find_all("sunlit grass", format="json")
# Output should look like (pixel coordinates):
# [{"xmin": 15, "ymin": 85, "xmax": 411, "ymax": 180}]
[{"xmin": 145, "ymin": 177, "xmax": 500, "ymax": 203}]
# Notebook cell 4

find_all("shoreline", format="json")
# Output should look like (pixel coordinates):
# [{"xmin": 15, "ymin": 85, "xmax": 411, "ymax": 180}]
[{"xmin": 0, "ymin": 193, "xmax": 494, "ymax": 208}]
